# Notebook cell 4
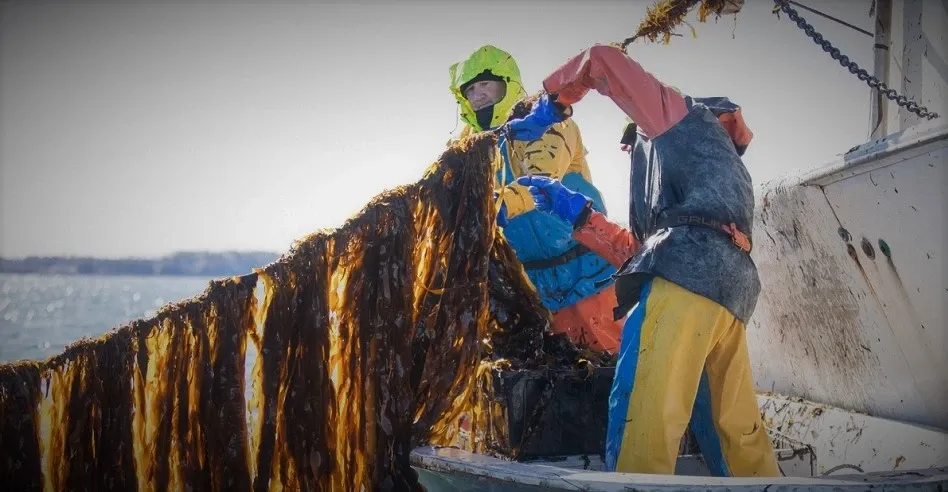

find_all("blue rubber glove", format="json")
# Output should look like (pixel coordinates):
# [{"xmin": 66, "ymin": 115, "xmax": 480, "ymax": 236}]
[
  {"xmin": 506, "ymin": 93, "xmax": 570, "ymax": 141},
  {"xmin": 516, "ymin": 175, "xmax": 592, "ymax": 226}
]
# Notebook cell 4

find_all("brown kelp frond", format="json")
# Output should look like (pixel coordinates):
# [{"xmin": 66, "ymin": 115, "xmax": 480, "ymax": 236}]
[
  {"xmin": 0, "ymin": 130, "xmax": 596, "ymax": 491},
  {"xmin": 508, "ymin": 92, "xmax": 544, "ymax": 121},
  {"xmin": 0, "ymin": 361, "xmax": 44, "ymax": 491},
  {"xmin": 617, "ymin": 0, "xmax": 742, "ymax": 48}
]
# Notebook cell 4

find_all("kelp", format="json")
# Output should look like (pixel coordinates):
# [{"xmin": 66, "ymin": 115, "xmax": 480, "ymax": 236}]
[
  {"xmin": 0, "ymin": 132, "xmax": 600, "ymax": 491},
  {"xmin": 24, "ymin": 272, "xmax": 260, "ymax": 492},
  {"xmin": 0, "ymin": 361, "xmax": 44, "ymax": 491},
  {"xmin": 616, "ymin": 0, "xmax": 743, "ymax": 48}
]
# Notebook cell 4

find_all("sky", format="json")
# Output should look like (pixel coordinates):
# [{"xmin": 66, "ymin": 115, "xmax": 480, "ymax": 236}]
[{"xmin": 0, "ymin": 0, "xmax": 879, "ymax": 258}]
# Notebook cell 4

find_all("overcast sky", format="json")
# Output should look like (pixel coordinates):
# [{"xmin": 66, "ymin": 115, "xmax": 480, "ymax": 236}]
[{"xmin": 1, "ymin": 0, "xmax": 878, "ymax": 258}]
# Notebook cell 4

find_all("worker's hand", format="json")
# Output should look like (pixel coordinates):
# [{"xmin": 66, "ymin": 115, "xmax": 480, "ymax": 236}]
[
  {"xmin": 494, "ymin": 192, "xmax": 509, "ymax": 228},
  {"xmin": 516, "ymin": 175, "xmax": 592, "ymax": 227},
  {"xmin": 506, "ymin": 93, "xmax": 571, "ymax": 141}
]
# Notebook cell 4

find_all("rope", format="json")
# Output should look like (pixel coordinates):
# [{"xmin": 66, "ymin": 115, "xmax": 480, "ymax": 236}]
[
  {"xmin": 786, "ymin": 1, "xmax": 873, "ymax": 38},
  {"xmin": 774, "ymin": 0, "xmax": 939, "ymax": 120},
  {"xmin": 612, "ymin": 1, "xmax": 938, "ymax": 121}
]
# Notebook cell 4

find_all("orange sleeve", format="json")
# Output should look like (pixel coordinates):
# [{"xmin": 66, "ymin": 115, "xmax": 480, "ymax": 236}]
[
  {"xmin": 572, "ymin": 211, "xmax": 640, "ymax": 269},
  {"xmin": 542, "ymin": 44, "xmax": 688, "ymax": 139}
]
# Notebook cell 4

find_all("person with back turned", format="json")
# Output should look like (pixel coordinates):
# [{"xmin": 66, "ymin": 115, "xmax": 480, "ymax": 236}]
[{"xmin": 506, "ymin": 44, "xmax": 780, "ymax": 477}]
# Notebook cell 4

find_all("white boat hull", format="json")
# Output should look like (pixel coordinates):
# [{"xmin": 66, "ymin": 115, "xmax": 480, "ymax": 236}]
[
  {"xmin": 412, "ymin": 389, "xmax": 948, "ymax": 490},
  {"xmin": 411, "ymin": 446, "xmax": 948, "ymax": 491}
]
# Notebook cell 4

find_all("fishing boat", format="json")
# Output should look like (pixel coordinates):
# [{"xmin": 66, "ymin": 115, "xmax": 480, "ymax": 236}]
[
  {"xmin": 411, "ymin": 1, "xmax": 948, "ymax": 489},
  {"xmin": 1, "ymin": 3, "xmax": 943, "ymax": 491}
]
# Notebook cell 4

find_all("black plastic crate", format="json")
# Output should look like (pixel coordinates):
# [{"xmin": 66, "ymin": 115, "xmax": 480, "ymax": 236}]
[{"xmin": 492, "ymin": 367, "xmax": 614, "ymax": 459}]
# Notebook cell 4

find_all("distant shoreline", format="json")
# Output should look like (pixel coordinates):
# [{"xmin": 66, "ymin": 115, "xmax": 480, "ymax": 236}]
[{"xmin": 0, "ymin": 251, "xmax": 281, "ymax": 278}]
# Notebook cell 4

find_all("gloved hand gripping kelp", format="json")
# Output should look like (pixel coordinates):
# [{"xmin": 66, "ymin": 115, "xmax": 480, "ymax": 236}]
[
  {"xmin": 0, "ymin": 133, "xmax": 608, "ymax": 492},
  {"xmin": 490, "ymin": 93, "xmax": 571, "ymax": 228},
  {"xmin": 516, "ymin": 175, "xmax": 594, "ymax": 229},
  {"xmin": 504, "ymin": 93, "xmax": 571, "ymax": 142}
]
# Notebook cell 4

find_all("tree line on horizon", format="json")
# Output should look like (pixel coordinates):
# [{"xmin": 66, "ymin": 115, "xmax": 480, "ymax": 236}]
[{"xmin": 0, "ymin": 251, "xmax": 281, "ymax": 277}]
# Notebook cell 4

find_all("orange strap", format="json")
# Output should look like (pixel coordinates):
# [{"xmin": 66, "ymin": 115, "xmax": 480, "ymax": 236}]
[
  {"xmin": 656, "ymin": 214, "xmax": 753, "ymax": 254},
  {"xmin": 722, "ymin": 223, "xmax": 752, "ymax": 254}
]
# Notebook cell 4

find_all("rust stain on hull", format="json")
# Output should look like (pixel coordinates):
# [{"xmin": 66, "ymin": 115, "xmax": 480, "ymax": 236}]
[{"xmin": 751, "ymin": 185, "xmax": 883, "ymax": 410}]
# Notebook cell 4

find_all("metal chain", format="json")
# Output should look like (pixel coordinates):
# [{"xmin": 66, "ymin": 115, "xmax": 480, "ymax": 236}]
[{"xmin": 774, "ymin": 0, "xmax": 940, "ymax": 120}]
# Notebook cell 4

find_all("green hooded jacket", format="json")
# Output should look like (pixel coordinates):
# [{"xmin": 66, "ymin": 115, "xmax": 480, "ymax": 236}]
[{"xmin": 448, "ymin": 45, "xmax": 525, "ymax": 131}]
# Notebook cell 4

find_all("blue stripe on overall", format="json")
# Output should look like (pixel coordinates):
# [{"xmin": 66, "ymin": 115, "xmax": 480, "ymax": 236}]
[{"xmin": 606, "ymin": 279, "xmax": 731, "ymax": 476}]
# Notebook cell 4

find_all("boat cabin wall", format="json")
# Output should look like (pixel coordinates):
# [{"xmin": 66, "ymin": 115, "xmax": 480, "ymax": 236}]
[{"xmin": 878, "ymin": 0, "xmax": 948, "ymax": 136}]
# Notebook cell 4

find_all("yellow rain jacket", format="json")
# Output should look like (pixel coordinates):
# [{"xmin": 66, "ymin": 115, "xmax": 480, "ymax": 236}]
[{"xmin": 448, "ymin": 45, "xmax": 617, "ymax": 313}]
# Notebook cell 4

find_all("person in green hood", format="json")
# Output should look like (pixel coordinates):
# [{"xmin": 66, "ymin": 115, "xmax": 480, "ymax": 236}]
[{"xmin": 448, "ymin": 45, "xmax": 624, "ymax": 353}]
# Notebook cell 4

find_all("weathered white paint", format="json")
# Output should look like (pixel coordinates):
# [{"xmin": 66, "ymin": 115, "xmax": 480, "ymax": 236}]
[
  {"xmin": 410, "ymin": 446, "xmax": 948, "ymax": 491},
  {"xmin": 820, "ymin": 138, "xmax": 946, "ymax": 413},
  {"xmin": 869, "ymin": 0, "xmax": 893, "ymax": 139},
  {"xmin": 759, "ymin": 392, "xmax": 948, "ymax": 475},
  {"xmin": 423, "ymin": 392, "xmax": 947, "ymax": 482},
  {"xmin": 882, "ymin": 0, "xmax": 948, "ymax": 132},
  {"xmin": 747, "ymin": 122, "xmax": 948, "ymax": 430}
]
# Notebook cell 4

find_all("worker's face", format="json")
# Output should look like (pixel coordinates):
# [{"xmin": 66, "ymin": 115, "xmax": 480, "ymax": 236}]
[{"xmin": 463, "ymin": 80, "xmax": 507, "ymax": 111}]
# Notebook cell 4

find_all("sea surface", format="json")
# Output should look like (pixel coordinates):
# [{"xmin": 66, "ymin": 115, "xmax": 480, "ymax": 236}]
[{"xmin": 0, "ymin": 273, "xmax": 211, "ymax": 363}]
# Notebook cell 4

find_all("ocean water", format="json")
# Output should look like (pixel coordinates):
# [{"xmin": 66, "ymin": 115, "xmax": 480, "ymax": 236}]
[{"xmin": 0, "ymin": 273, "xmax": 211, "ymax": 363}]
